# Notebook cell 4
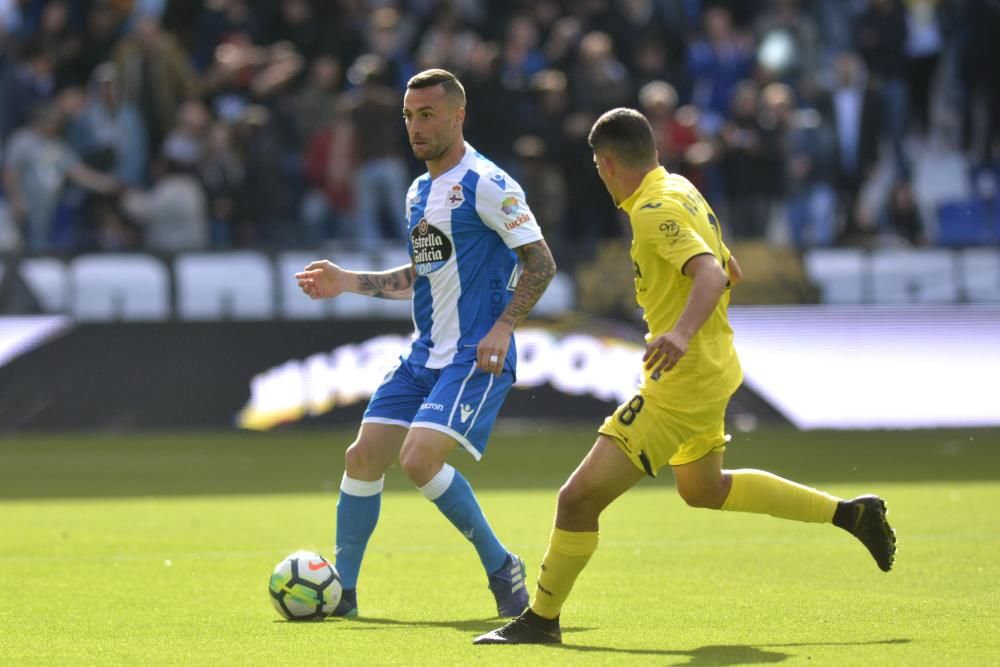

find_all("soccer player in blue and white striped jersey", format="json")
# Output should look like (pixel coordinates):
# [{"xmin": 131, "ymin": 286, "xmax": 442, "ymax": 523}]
[{"xmin": 296, "ymin": 69, "xmax": 556, "ymax": 619}]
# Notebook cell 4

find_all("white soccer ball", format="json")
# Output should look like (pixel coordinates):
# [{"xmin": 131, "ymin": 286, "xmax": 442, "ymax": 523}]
[{"xmin": 268, "ymin": 550, "xmax": 343, "ymax": 620}]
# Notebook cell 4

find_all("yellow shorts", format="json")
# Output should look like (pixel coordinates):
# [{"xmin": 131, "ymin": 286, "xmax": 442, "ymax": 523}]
[{"xmin": 598, "ymin": 390, "xmax": 731, "ymax": 477}]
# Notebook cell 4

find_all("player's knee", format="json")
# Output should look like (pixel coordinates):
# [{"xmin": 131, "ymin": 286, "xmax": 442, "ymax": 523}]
[
  {"xmin": 398, "ymin": 441, "xmax": 434, "ymax": 485},
  {"xmin": 344, "ymin": 441, "xmax": 374, "ymax": 478},
  {"xmin": 676, "ymin": 483, "xmax": 724, "ymax": 509},
  {"xmin": 344, "ymin": 440, "xmax": 385, "ymax": 479},
  {"xmin": 557, "ymin": 479, "xmax": 596, "ymax": 519}
]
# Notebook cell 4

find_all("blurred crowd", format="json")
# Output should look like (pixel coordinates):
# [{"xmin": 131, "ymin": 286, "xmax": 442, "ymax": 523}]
[{"xmin": 1, "ymin": 0, "xmax": 998, "ymax": 261}]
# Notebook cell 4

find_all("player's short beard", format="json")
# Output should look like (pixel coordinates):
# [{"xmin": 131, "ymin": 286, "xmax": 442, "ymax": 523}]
[{"xmin": 414, "ymin": 136, "xmax": 453, "ymax": 162}]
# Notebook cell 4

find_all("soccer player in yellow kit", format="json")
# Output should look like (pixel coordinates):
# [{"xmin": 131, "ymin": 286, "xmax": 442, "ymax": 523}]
[{"xmin": 475, "ymin": 108, "xmax": 896, "ymax": 645}]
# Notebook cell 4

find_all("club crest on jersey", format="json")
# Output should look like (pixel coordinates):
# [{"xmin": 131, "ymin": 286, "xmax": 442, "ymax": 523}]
[
  {"xmin": 447, "ymin": 184, "xmax": 464, "ymax": 208},
  {"xmin": 411, "ymin": 218, "xmax": 453, "ymax": 275}
]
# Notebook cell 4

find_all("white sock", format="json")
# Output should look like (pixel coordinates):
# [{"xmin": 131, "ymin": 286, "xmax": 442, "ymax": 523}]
[
  {"xmin": 340, "ymin": 473, "xmax": 384, "ymax": 497},
  {"xmin": 418, "ymin": 464, "xmax": 455, "ymax": 501}
]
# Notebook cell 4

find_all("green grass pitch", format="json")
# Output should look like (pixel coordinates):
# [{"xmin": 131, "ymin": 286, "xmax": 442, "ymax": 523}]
[{"xmin": 2, "ymin": 425, "xmax": 999, "ymax": 665}]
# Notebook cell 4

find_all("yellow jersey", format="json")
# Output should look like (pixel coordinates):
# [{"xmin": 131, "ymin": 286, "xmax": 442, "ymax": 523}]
[{"xmin": 618, "ymin": 167, "xmax": 743, "ymax": 404}]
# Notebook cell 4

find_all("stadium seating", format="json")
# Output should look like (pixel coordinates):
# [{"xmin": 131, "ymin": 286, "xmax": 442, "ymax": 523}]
[{"xmin": 935, "ymin": 200, "xmax": 994, "ymax": 247}]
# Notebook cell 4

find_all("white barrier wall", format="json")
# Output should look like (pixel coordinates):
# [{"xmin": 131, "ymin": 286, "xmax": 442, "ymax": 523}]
[
  {"xmin": 805, "ymin": 248, "xmax": 1000, "ymax": 303},
  {"xmin": 1, "ymin": 248, "xmax": 997, "ymax": 322},
  {"xmin": 4, "ymin": 251, "xmax": 577, "ymax": 320}
]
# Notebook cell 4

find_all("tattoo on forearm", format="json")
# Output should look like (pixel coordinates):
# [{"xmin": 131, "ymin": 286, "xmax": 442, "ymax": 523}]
[
  {"xmin": 499, "ymin": 241, "xmax": 557, "ymax": 328},
  {"xmin": 357, "ymin": 265, "xmax": 417, "ymax": 299}
]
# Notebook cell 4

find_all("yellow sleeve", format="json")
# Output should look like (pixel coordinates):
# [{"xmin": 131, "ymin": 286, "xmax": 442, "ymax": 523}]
[{"xmin": 633, "ymin": 203, "xmax": 715, "ymax": 275}]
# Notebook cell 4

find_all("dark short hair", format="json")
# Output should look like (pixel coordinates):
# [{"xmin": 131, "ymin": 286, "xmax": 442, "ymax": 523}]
[
  {"xmin": 406, "ymin": 68, "xmax": 466, "ymax": 107},
  {"xmin": 588, "ymin": 108, "xmax": 657, "ymax": 167}
]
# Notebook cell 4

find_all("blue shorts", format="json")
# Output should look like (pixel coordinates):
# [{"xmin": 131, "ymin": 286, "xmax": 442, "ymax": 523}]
[{"xmin": 362, "ymin": 356, "xmax": 514, "ymax": 460}]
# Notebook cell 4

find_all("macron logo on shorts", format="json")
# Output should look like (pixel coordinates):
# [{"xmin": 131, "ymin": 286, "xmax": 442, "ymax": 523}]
[
  {"xmin": 421, "ymin": 402, "xmax": 445, "ymax": 412},
  {"xmin": 460, "ymin": 403, "xmax": 474, "ymax": 424}
]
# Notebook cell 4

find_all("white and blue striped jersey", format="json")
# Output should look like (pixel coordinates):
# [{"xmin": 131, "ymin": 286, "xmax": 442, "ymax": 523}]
[{"xmin": 404, "ymin": 143, "xmax": 543, "ymax": 369}]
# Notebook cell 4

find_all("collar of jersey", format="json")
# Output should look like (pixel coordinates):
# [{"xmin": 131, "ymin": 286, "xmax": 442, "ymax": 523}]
[
  {"xmin": 430, "ymin": 141, "xmax": 475, "ymax": 181},
  {"xmin": 618, "ymin": 166, "xmax": 668, "ymax": 214}
]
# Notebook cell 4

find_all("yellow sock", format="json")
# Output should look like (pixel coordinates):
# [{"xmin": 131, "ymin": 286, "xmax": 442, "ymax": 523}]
[
  {"xmin": 721, "ymin": 469, "xmax": 840, "ymax": 523},
  {"xmin": 529, "ymin": 527, "xmax": 599, "ymax": 620}
]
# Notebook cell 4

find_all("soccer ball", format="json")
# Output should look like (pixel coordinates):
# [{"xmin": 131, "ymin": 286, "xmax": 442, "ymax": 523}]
[{"xmin": 268, "ymin": 550, "xmax": 343, "ymax": 620}]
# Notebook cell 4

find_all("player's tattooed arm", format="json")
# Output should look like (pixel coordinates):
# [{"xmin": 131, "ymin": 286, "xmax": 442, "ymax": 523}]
[
  {"xmin": 498, "ymin": 240, "xmax": 557, "ymax": 329},
  {"xmin": 354, "ymin": 263, "xmax": 418, "ymax": 299},
  {"xmin": 296, "ymin": 261, "xmax": 415, "ymax": 300},
  {"xmin": 476, "ymin": 240, "xmax": 555, "ymax": 376}
]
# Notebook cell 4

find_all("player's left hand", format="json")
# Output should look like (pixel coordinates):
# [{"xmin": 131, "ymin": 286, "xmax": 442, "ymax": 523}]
[
  {"xmin": 643, "ymin": 331, "xmax": 688, "ymax": 374},
  {"xmin": 476, "ymin": 322, "xmax": 512, "ymax": 377}
]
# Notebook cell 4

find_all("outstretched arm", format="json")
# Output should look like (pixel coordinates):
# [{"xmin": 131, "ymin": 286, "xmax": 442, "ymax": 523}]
[
  {"xmin": 477, "ymin": 239, "xmax": 557, "ymax": 376},
  {"xmin": 295, "ymin": 261, "xmax": 417, "ymax": 300}
]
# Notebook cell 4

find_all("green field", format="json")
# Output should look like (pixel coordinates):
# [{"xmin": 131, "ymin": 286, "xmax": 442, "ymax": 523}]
[{"xmin": 2, "ymin": 425, "xmax": 999, "ymax": 665}]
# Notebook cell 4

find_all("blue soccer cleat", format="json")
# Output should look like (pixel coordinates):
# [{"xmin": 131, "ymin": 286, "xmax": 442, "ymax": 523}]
[
  {"xmin": 330, "ymin": 588, "xmax": 358, "ymax": 618},
  {"xmin": 488, "ymin": 553, "xmax": 528, "ymax": 617}
]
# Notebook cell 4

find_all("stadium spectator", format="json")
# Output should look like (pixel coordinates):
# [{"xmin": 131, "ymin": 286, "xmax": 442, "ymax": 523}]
[
  {"xmin": 627, "ymin": 32, "xmax": 689, "ymax": 101},
  {"xmin": 62, "ymin": 1, "xmax": 129, "ymax": 90},
  {"xmin": 111, "ymin": 16, "xmax": 197, "ymax": 152},
  {"xmin": 300, "ymin": 104, "xmax": 355, "ymax": 245},
  {"xmin": 290, "ymin": 54, "xmax": 342, "ymax": 147},
  {"xmin": 883, "ymin": 179, "xmax": 927, "ymax": 246},
  {"xmin": 717, "ymin": 79, "xmax": 774, "ymax": 239},
  {"xmin": 525, "ymin": 69, "xmax": 571, "ymax": 164},
  {"xmin": 686, "ymin": 6, "xmax": 755, "ymax": 134},
  {"xmin": 499, "ymin": 13, "xmax": 548, "ymax": 87},
  {"xmin": 231, "ymin": 104, "xmax": 290, "ymax": 245},
  {"xmin": 0, "ymin": 1, "xmax": 984, "ymax": 258},
  {"xmin": 198, "ymin": 119, "xmax": 248, "ymax": 247},
  {"xmin": 561, "ymin": 106, "xmax": 624, "ymax": 261},
  {"xmin": 462, "ymin": 39, "xmax": 522, "ymax": 168},
  {"xmin": 122, "ymin": 152, "xmax": 209, "ymax": 252},
  {"xmin": 31, "ymin": 0, "xmax": 81, "ymax": 89},
  {"xmin": 2, "ymin": 102, "xmax": 120, "ymax": 251},
  {"xmin": 638, "ymin": 80, "xmax": 706, "ymax": 190},
  {"xmin": 0, "ymin": 40, "xmax": 56, "ymax": 141},
  {"xmin": 337, "ymin": 55, "xmax": 409, "ymax": 248},
  {"xmin": 855, "ymin": 0, "xmax": 911, "ymax": 178},
  {"xmin": 603, "ymin": 0, "xmax": 688, "ymax": 79},
  {"xmin": 361, "ymin": 7, "xmax": 415, "ymax": 92},
  {"xmin": 782, "ymin": 82, "xmax": 839, "ymax": 248},
  {"xmin": 161, "ymin": 99, "xmax": 211, "ymax": 170},
  {"xmin": 570, "ymin": 31, "xmax": 632, "ymax": 115},
  {"xmin": 541, "ymin": 15, "xmax": 583, "ymax": 72},
  {"xmin": 190, "ymin": 0, "xmax": 256, "ymax": 72},
  {"xmin": 256, "ymin": 0, "xmax": 329, "ymax": 62},
  {"xmin": 903, "ymin": 0, "xmax": 944, "ymax": 138},
  {"xmin": 823, "ymin": 52, "xmax": 884, "ymax": 244},
  {"xmin": 511, "ymin": 134, "xmax": 567, "ymax": 260},
  {"xmin": 69, "ymin": 62, "xmax": 148, "ymax": 188},
  {"xmin": 754, "ymin": 0, "xmax": 822, "ymax": 89},
  {"xmin": 411, "ymin": 3, "xmax": 481, "ymax": 75},
  {"xmin": 201, "ymin": 32, "xmax": 302, "ymax": 126},
  {"xmin": 957, "ymin": 0, "xmax": 1000, "ymax": 167}
]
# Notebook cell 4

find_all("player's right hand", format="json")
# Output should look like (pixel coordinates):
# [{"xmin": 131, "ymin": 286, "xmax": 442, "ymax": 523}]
[{"xmin": 295, "ymin": 260, "xmax": 348, "ymax": 300}]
